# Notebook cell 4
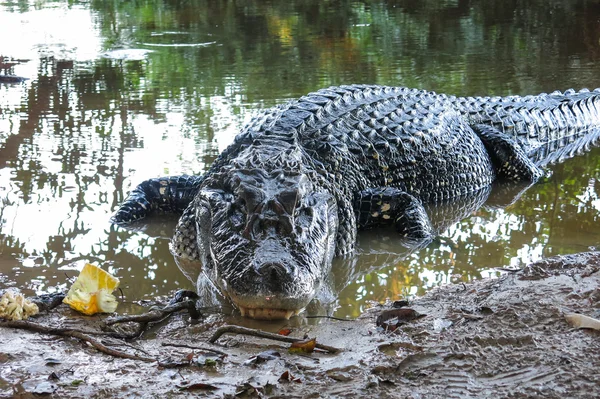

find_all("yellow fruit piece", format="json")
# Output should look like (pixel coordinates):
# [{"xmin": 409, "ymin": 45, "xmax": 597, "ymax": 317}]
[{"xmin": 63, "ymin": 263, "xmax": 120, "ymax": 315}]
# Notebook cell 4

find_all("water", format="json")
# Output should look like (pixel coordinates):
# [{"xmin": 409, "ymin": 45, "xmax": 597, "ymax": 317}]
[{"xmin": 1, "ymin": 0, "xmax": 600, "ymax": 319}]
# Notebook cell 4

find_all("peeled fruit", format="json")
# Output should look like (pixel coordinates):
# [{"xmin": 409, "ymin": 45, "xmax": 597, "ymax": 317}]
[
  {"xmin": 0, "ymin": 290, "xmax": 39, "ymax": 320},
  {"xmin": 63, "ymin": 263, "xmax": 120, "ymax": 315}
]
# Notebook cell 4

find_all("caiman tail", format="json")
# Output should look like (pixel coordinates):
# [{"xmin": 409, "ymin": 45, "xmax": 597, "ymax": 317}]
[{"xmin": 457, "ymin": 88, "xmax": 600, "ymax": 167}]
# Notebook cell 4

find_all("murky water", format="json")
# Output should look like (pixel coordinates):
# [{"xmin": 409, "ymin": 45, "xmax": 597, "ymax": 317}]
[{"xmin": 1, "ymin": 0, "xmax": 600, "ymax": 319}]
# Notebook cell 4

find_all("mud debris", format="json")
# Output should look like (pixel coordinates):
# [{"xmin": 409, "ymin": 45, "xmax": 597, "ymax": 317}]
[{"xmin": 1, "ymin": 251, "xmax": 600, "ymax": 398}]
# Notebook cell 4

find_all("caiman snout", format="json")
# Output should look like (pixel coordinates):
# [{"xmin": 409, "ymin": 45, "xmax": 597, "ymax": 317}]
[
  {"xmin": 226, "ymin": 256, "xmax": 314, "ymax": 320},
  {"xmin": 257, "ymin": 262, "xmax": 290, "ymax": 282}
]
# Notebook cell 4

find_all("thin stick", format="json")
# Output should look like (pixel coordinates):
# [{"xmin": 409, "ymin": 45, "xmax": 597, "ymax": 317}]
[
  {"xmin": 106, "ymin": 339, "xmax": 153, "ymax": 356},
  {"xmin": 1, "ymin": 320, "xmax": 155, "ymax": 362},
  {"xmin": 0, "ymin": 321, "xmax": 111, "ymax": 336},
  {"xmin": 104, "ymin": 301, "xmax": 199, "ymax": 325},
  {"xmin": 208, "ymin": 325, "xmax": 341, "ymax": 354},
  {"xmin": 161, "ymin": 342, "xmax": 228, "ymax": 356},
  {"xmin": 304, "ymin": 315, "xmax": 355, "ymax": 322}
]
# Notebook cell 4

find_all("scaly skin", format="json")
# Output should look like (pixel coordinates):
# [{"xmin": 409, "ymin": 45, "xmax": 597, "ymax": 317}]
[{"xmin": 111, "ymin": 85, "xmax": 600, "ymax": 319}]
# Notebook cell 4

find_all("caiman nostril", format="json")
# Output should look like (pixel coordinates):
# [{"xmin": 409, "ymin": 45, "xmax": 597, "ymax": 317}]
[{"xmin": 257, "ymin": 262, "xmax": 288, "ymax": 280}]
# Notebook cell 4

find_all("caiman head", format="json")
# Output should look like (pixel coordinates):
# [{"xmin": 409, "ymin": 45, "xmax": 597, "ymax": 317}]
[{"xmin": 194, "ymin": 168, "xmax": 338, "ymax": 320}]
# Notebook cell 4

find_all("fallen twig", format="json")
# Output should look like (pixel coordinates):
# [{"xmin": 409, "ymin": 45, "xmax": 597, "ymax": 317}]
[
  {"xmin": 209, "ymin": 325, "xmax": 341, "ymax": 354},
  {"xmin": 1, "ymin": 320, "xmax": 111, "ymax": 336},
  {"xmin": 0, "ymin": 320, "xmax": 155, "ymax": 362},
  {"xmin": 304, "ymin": 315, "xmax": 355, "ymax": 322},
  {"xmin": 104, "ymin": 301, "xmax": 201, "ymax": 326},
  {"xmin": 104, "ymin": 338, "xmax": 153, "ymax": 356},
  {"xmin": 161, "ymin": 341, "xmax": 229, "ymax": 356}
]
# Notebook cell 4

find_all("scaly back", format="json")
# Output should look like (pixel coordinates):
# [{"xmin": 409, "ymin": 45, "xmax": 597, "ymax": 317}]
[{"xmin": 454, "ymin": 88, "xmax": 600, "ymax": 166}]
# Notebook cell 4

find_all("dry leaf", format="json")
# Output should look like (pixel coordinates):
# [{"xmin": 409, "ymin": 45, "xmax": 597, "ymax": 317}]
[
  {"xmin": 376, "ymin": 308, "xmax": 422, "ymax": 331},
  {"xmin": 278, "ymin": 328, "xmax": 293, "ymax": 336},
  {"xmin": 245, "ymin": 350, "xmax": 280, "ymax": 365},
  {"xmin": 565, "ymin": 313, "xmax": 600, "ymax": 330},
  {"xmin": 289, "ymin": 338, "xmax": 316, "ymax": 354},
  {"xmin": 278, "ymin": 370, "xmax": 301, "ymax": 383},
  {"xmin": 178, "ymin": 382, "xmax": 218, "ymax": 391}
]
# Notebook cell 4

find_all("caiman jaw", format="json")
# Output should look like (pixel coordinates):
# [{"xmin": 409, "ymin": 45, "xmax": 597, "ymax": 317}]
[
  {"xmin": 237, "ymin": 306, "xmax": 300, "ymax": 320},
  {"xmin": 225, "ymin": 289, "xmax": 308, "ymax": 320}
]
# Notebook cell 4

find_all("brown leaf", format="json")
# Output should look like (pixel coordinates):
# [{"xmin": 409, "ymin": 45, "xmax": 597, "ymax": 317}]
[
  {"xmin": 44, "ymin": 357, "xmax": 62, "ymax": 365},
  {"xmin": 462, "ymin": 313, "xmax": 484, "ymax": 321},
  {"xmin": 47, "ymin": 372, "xmax": 60, "ymax": 381},
  {"xmin": 391, "ymin": 300, "xmax": 409, "ymax": 308},
  {"xmin": 244, "ymin": 350, "xmax": 281, "ymax": 365},
  {"xmin": 376, "ymin": 308, "xmax": 422, "ymax": 331},
  {"xmin": 278, "ymin": 328, "xmax": 293, "ymax": 336},
  {"xmin": 378, "ymin": 342, "xmax": 423, "ymax": 355},
  {"xmin": 234, "ymin": 382, "xmax": 263, "ymax": 396},
  {"xmin": 158, "ymin": 359, "xmax": 191, "ymax": 368},
  {"xmin": 178, "ymin": 382, "xmax": 219, "ymax": 391},
  {"xmin": 289, "ymin": 338, "xmax": 316, "ymax": 354},
  {"xmin": 479, "ymin": 306, "xmax": 494, "ymax": 315},
  {"xmin": 278, "ymin": 370, "xmax": 302, "ymax": 383},
  {"xmin": 326, "ymin": 371, "xmax": 353, "ymax": 382}
]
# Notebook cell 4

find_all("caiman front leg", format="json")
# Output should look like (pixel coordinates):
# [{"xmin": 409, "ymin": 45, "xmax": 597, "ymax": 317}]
[
  {"xmin": 170, "ymin": 203, "xmax": 200, "ymax": 260},
  {"xmin": 474, "ymin": 125, "xmax": 545, "ymax": 182},
  {"xmin": 354, "ymin": 187, "xmax": 434, "ymax": 242},
  {"xmin": 111, "ymin": 175, "xmax": 204, "ymax": 224}
]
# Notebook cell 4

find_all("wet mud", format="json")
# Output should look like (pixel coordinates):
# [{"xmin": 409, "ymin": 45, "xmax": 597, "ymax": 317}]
[{"xmin": 1, "ymin": 252, "xmax": 599, "ymax": 398}]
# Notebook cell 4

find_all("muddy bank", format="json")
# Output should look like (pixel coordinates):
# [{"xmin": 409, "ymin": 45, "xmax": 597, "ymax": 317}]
[{"xmin": 1, "ymin": 252, "xmax": 600, "ymax": 398}]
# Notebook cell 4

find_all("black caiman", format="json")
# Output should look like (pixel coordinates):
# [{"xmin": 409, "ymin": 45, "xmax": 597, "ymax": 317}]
[{"xmin": 112, "ymin": 85, "xmax": 600, "ymax": 319}]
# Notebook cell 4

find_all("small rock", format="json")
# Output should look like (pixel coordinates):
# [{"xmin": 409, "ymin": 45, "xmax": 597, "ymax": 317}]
[{"xmin": 432, "ymin": 318, "xmax": 453, "ymax": 333}]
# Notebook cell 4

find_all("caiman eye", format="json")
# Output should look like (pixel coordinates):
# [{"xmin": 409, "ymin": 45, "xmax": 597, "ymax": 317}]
[
  {"xmin": 295, "ymin": 206, "xmax": 313, "ymax": 229},
  {"xmin": 206, "ymin": 190, "xmax": 227, "ymax": 207},
  {"xmin": 230, "ymin": 198, "xmax": 247, "ymax": 228},
  {"xmin": 231, "ymin": 208, "xmax": 245, "ymax": 228},
  {"xmin": 235, "ymin": 198, "xmax": 247, "ymax": 212},
  {"xmin": 197, "ymin": 200, "xmax": 211, "ymax": 221}
]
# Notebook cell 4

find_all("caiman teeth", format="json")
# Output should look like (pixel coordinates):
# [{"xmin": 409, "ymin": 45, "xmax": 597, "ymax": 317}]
[
  {"xmin": 238, "ymin": 306, "xmax": 299, "ymax": 320},
  {"xmin": 285, "ymin": 310, "xmax": 296, "ymax": 319}
]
